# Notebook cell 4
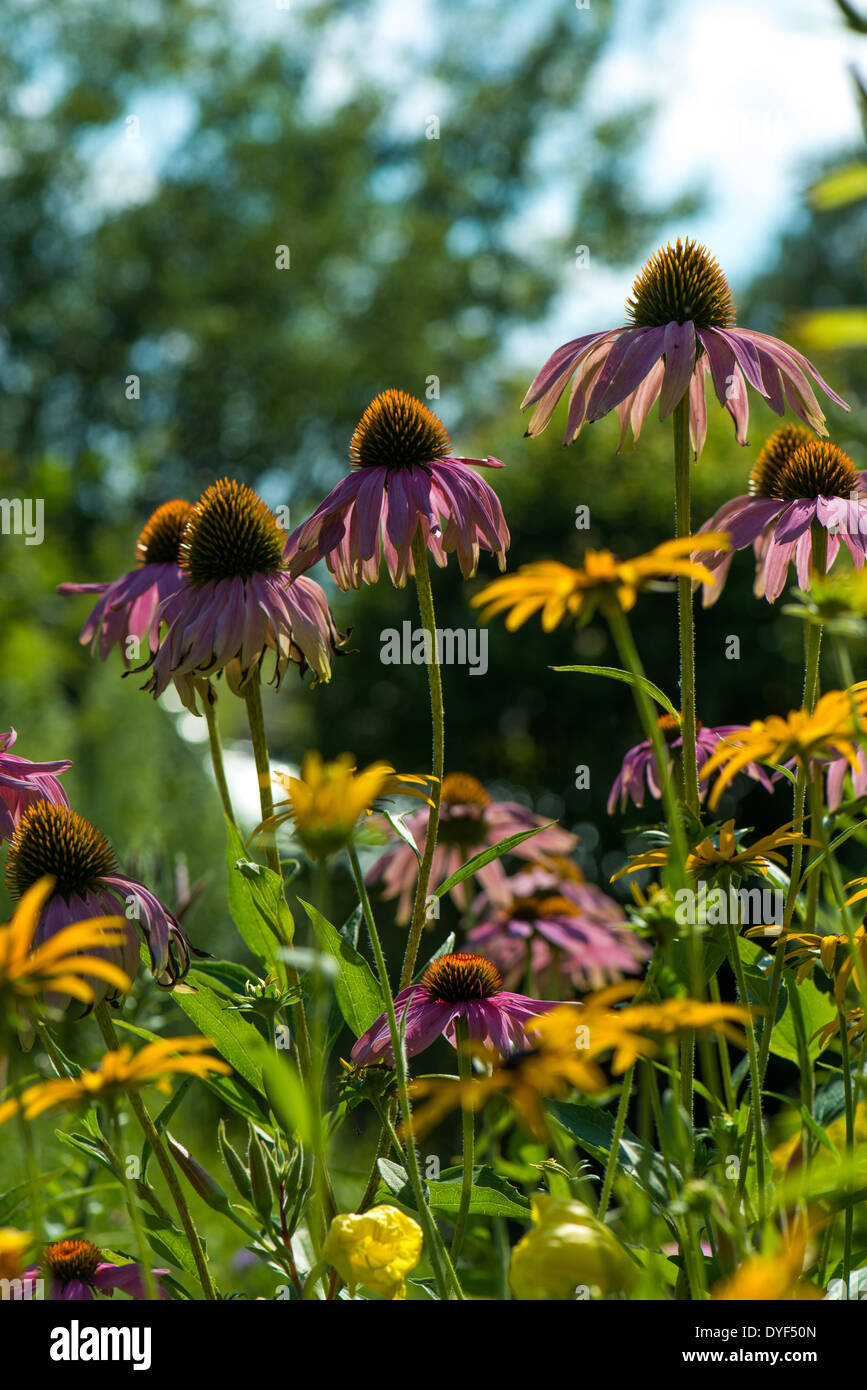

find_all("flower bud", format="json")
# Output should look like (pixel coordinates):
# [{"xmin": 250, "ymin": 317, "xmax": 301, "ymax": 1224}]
[
  {"xmin": 246, "ymin": 1125, "xmax": 273, "ymax": 1223},
  {"xmin": 166, "ymin": 1133, "xmax": 234, "ymax": 1216},
  {"xmin": 218, "ymin": 1120, "xmax": 253, "ymax": 1202},
  {"xmin": 509, "ymin": 1196, "xmax": 635, "ymax": 1300},
  {"xmin": 323, "ymin": 1205, "xmax": 423, "ymax": 1300}
]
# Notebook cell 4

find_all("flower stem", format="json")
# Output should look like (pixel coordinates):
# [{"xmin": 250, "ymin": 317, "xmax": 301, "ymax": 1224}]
[
  {"xmin": 838, "ymin": 1004, "xmax": 854, "ymax": 1300},
  {"xmin": 401, "ymin": 533, "xmax": 445, "ymax": 989},
  {"xmin": 94, "ymin": 1003, "xmax": 216, "ymax": 1300},
  {"xmin": 597, "ymin": 1063, "xmax": 634, "ymax": 1220},
  {"xmin": 737, "ymin": 528, "xmax": 826, "ymax": 1199},
  {"xmin": 203, "ymin": 685, "xmax": 237, "ymax": 828},
  {"xmin": 607, "ymin": 604, "xmax": 688, "ymax": 877},
  {"xmin": 672, "ymin": 395, "xmax": 699, "ymax": 815},
  {"xmin": 348, "ymin": 845, "xmax": 462, "ymax": 1300},
  {"xmin": 449, "ymin": 1016, "xmax": 475, "ymax": 1265},
  {"xmin": 726, "ymin": 916, "xmax": 766, "ymax": 1222},
  {"xmin": 109, "ymin": 1099, "xmax": 159, "ymax": 1302},
  {"xmin": 243, "ymin": 677, "xmax": 314, "ymax": 1085}
]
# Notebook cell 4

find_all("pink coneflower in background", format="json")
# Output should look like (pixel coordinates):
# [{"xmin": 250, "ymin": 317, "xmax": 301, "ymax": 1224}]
[
  {"xmin": 286, "ymin": 389, "xmax": 510, "ymax": 588},
  {"xmin": 466, "ymin": 865, "xmax": 650, "ymax": 993},
  {"xmin": 5, "ymin": 803, "xmax": 201, "ymax": 995},
  {"xmin": 696, "ymin": 429, "xmax": 867, "ymax": 605},
  {"xmin": 366, "ymin": 772, "xmax": 577, "ymax": 922},
  {"xmin": 0, "ymin": 729, "xmax": 70, "ymax": 843},
  {"xmin": 136, "ymin": 478, "xmax": 346, "ymax": 713},
  {"xmin": 350, "ymin": 952, "xmax": 558, "ymax": 1064},
  {"xmin": 58, "ymin": 500, "xmax": 193, "ymax": 664},
  {"xmin": 607, "ymin": 713, "xmax": 775, "ymax": 813},
  {"xmin": 22, "ymin": 1238, "xmax": 169, "ymax": 1300},
  {"xmin": 522, "ymin": 238, "xmax": 848, "ymax": 455},
  {"xmin": 816, "ymin": 747, "xmax": 867, "ymax": 813}
]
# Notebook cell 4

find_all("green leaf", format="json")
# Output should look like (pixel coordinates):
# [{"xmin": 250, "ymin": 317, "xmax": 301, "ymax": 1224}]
[
  {"xmin": 376, "ymin": 1164, "xmax": 531, "ymax": 1220},
  {"xmin": 261, "ymin": 1051, "xmax": 314, "ymax": 1146},
  {"xmin": 0, "ymin": 1172, "xmax": 64, "ymax": 1225},
  {"xmin": 383, "ymin": 810, "xmax": 421, "ymax": 864},
  {"xmin": 225, "ymin": 819, "xmax": 293, "ymax": 977},
  {"xmin": 770, "ymin": 974, "xmax": 838, "ymax": 1066},
  {"xmin": 808, "ymin": 162, "xmax": 867, "ymax": 210},
  {"xmin": 172, "ymin": 970, "xmax": 271, "ymax": 1093},
  {"xmin": 300, "ymin": 898, "xmax": 383, "ymax": 1037},
  {"xmin": 548, "ymin": 1101, "xmax": 676, "ymax": 1213},
  {"xmin": 140, "ymin": 1210, "xmax": 204, "ymax": 1281},
  {"xmin": 434, "ymin": 824, "xmax": 555, "ymax": 899},
  {"xmin": 551, "ymin": 664, "xmax": 678, "ymax": 717}
]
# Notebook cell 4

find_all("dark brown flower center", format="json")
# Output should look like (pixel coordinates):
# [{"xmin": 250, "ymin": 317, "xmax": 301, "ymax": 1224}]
[
  {"xmin": 626, "ymin": 238, "xmax": 736, "ymax": 329},
  {"xmin": 422, "ymin": 952, "xmax": 502, "ymax": 1002},
  {"xmin": 349, "ymin": 390, "xmax": 451, "ymax": 472},
  {"xmin": 509, "ymin": 894, "xmax": 579, "ymax": 922},
  {"xmin": 180, "ymin": 478, "xmax": 284, "ymax": 585},
  {"xmin": 749, "ymin": 434, "xmax": 859, "ymax": 502},
  {"xmin": 44, "ymin": 1238, "xmax": 102, "ymax": 1285},
  {"xmin": 440, "ymin": 773, "xmax": 491, "ymax": 809},
  {"xmin": 6, "ymin": 803, "xmax": 117, "ymax": 900},
  {"xmin": 135, "ymin": 500, "xmax": 194, "ymax": 567}
]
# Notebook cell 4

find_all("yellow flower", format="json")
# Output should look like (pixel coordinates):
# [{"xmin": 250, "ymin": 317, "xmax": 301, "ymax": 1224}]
[
  {"xmin": 472, "ymin": 535, "xmax": 730, "ymax": 631},
  {"xmin": 509, "ymin": 1195, "xmax": 635, "ymax": 1299},
  {"xmin": 256, "ymin": 751, "xmax": 432, "ymax": 860},
  {"xmin": 771, "ymin": 1102, "xmax": 867, "ymax": 1176},
  {"xmin": 700, "ymin": 686, "xmax": 867, "ymax": 810},
  {"xmin": 712, "ymin": 1216, "xmax": 822, "ymax": 1301},
  {"xmin": 594, "ymin": 996, "xmax": 751, "ymax": 1073},
  {"xmin": 751, "ymin": 922, "xmax": 867, "ymax": 1004},
  {"xmin": 0, "ymin": 1037, "xmax": 231, "ymax": 1125},
  {"xmin": 0, "ymin": 876, "xmax": 131, "ymax": 1007},
  {"xmin": 0, "ymin": 1228, "xmax": 31, "ymax": 1281},
  {"xmin": 813, "ymin": 1005, "xmax": 865, "ymax": 1051},
  {"xmin": 612, "ymin": 820, "xmax": 813, "ymax": 884},
  {"xmin": 323, "ymin": 1205, "xmax": 423, "ymax": 1300},
  {"xmin": 403, "ymin": 991, "xmax": 748, "ymax": 1139},
  {"xmin": 402, "ymin": 1003, "xmax": 610, "ymax": 1142}
]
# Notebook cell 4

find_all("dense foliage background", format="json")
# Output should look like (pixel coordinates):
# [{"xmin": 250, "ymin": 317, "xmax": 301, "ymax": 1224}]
[{"xmin": 1, "ymin": 0, "xmax": 864, "ymax": 1293}]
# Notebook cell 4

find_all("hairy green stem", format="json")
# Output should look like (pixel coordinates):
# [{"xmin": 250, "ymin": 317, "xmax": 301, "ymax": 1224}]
[
  {"xmin": 243, "ymin": 678, "xmax": 313, "ymax": 1085},
  {"xmin": 449, "ymin": 1016, "xmax": 474, "ymax": 1264},
  {"xmin": 348, "ymin": 846, "xmax": 462, "ymax": 1300},
  {"xmin": 673, "ymin": 396, "xmax": 699, "ymax": 815},
  {"xmin": 203, "ymin": 688, "xmax": 237, "ymax": 828},
  {"xmin": 94, "ymin": 1003, "xmax": 216, "ymax": 1300},
  {"xmin": 597, "ymin": 1063, "xmax": 634, "ymax": 1220},
  {"xmin": 400, "ymin": 534, "xmax": 445, "ymax": 989}
]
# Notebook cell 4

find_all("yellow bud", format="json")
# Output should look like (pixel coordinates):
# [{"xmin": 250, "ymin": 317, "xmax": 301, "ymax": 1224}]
[
  {"xmin": 323, "ymin": 1205, "xmax": 423, "ymax": 1300},
  {"xmin": 509, "ymin": 1196, "xmax": 635, "ymax": 1300},
  {"xmin": 0, "ymin": 1228, "xmax": 31, "ymax": 1281}
]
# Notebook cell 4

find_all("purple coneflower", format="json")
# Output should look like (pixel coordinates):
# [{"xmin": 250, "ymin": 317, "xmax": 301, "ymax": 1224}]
[
  {"xmin": 366, "ymin": 772, "xmax": 577, "ymax": 922},
  {"xmin": 58, "ymin": 500, "xmax": 193, "ymax": 664},
  {"xmin": 351, "ymin": 952, "xmax": 557, "ymax": 1063},
  {"xmin": 22, "ymin": 1238, "xmax": 169, "ymax": 1300},
  {"xmin": 467, "ymin": 867, "xmax": 650, "ymax": 992},
  {"xmin": 6, "ymin": 803, "xmax": 201, "ymax": 995},
  {"xmin": 0, "ymin": 729, "xmax": 70, "ymax": 843},
  {"xmin": 137, "ymin": 478, "xmax": 346, "ymax": 713},
  {"xmin": 816, "ymin": 748, "xmax": 867, "ymax": 813},
  {"xmin": 607, "ymin": 713, "xmax": 775, "ymax": 813},
  {"xmin": 286, "ymin": 389, "xmax": 510, "ymax": 588},
  {"xmin": 696, "ymin": 429, "xmax": 867, "ymax": 605},
  {"xmin": 522, "ymin": 238, "xmax": 848, "ymax": 454}
]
